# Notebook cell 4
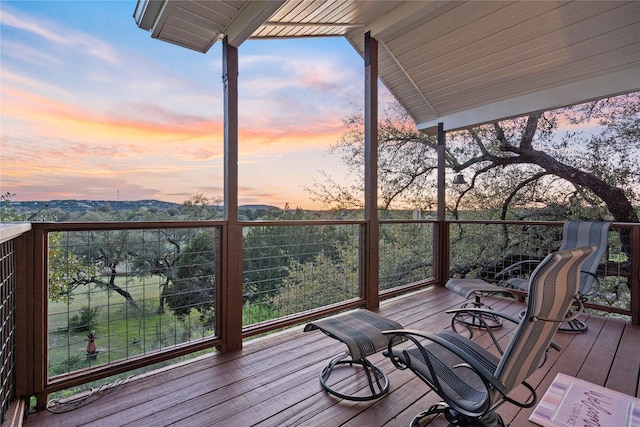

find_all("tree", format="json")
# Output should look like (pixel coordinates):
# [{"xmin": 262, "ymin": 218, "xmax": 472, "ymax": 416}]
[
  {"xmin": 309, "ymin": 101, "xmax": 440, "ymax": 211},
  {"xmin": 129, "ymin": 227, "xmax": 196, "ymax": 315},
  {"xmin": 272, "ymin": 245, "xmax": 359, "ymax": 316},
  {"xmin": 48, "ymin": 232, "xmax": 101, "ymax": 303},
  {"xmin": 242, "ymin": 220, "xmax": 353, "ymax": 303},
  {"xmin": 452, "ymin": 100, "xmax": 639, "ymax": 224},
  {"xmin": 309, "ymin": 94, "xmax": 639, "ymax": 225},
  {"xmin": 52, "ymin": 229, "xmax": 141, "ymax": 310},
  {"xmin": 272, "ymin": 221, "xmax": 436, "ymax": 312},
  {"xmin": 179, "ymin": 193, "xmax": 223, "ymax": 220},
  {"xmin": 163, "ymin": 229, "xmax": 218, "ymax": 321},
  {"xmin": 0, "ymin": 192, "xmax": 20, "ymax": 221}
]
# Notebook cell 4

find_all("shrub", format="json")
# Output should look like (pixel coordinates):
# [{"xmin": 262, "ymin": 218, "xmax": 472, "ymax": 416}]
[{"xmin": 70, "ymin": 306, "xmax": 101, "ymax": 331}]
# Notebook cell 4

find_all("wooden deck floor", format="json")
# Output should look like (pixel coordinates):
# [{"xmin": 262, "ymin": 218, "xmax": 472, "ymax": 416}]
[{"xmin": 25, "ymin": 286, "xmax": 640, "ymax": 427}]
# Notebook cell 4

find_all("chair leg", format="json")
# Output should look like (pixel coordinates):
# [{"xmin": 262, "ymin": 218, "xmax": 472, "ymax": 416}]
[{"xmin": 409, "ymin": 403, "xmax": 504, "ymax": 427}]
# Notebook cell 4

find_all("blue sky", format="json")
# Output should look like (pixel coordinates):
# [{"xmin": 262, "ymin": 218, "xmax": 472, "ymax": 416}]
[{"xmin": 1, "ymin": 1, "xmax": 389, "ymax": 208}]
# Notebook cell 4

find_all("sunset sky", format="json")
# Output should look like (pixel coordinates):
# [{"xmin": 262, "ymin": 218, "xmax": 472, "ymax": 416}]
[{"xmin": 1, "ymin": 1, "xmax": 395, "ymax": 209}]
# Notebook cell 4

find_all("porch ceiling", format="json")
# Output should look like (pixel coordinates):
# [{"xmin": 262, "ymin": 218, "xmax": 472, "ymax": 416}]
[{"xmin": 134, "ymin": 0, "xmax": 640, "ymax": 133}]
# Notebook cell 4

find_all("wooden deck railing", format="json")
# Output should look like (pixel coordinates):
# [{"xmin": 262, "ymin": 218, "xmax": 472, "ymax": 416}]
[
  {"xmin": 1, "ymin": 219, "xmax": 638, "ymax": 415},
  {"xmin": 0, "ymin": 225, "xmax": 23, "ymax": 424}
]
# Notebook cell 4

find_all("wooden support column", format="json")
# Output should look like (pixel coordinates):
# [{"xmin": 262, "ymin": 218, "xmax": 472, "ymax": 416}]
[
  {"xmin": 364, "ymin": 32, "xmax": 379, "ymax": 309},
  {"xmin": 14, "ymin": 230, "xmax": 34, "ymax": 398},
  {"xmin": 222, "ymin": 37, "xmax": 243, "ymax": 351},
  {"xmin": 435, "ymin": 123, "xmax": 449, "ymax": 285}
]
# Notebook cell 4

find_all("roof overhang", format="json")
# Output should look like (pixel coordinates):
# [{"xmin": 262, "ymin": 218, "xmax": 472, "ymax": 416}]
[
  {"xmin": 414, "ymin": 67, "xmax": 640, "ymax": 133},
  {"xmin": 133, "ymin": 1, "xmax": 286, "ymax": 52},
  {"xmin": 134, "ymin": 1, "xmax": 640, "ymax": 134}
]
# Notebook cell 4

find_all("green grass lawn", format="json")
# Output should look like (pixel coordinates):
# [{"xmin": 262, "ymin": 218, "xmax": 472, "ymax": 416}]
[{"xmin": 47, "ymin": 274, "xmax": 216, "ymax": 377}]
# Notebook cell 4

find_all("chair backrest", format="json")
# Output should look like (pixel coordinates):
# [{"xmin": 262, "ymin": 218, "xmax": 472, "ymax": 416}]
[
  {"xmin": 559, "ymin": 221, "xmax": 610, "ymax": 295},
  {"xmin": 495, "ymin": 246, "xmax": 595, "ymax": 390}
]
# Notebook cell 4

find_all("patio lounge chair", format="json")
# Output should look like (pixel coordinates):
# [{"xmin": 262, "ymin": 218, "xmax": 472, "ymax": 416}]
[
  {"xmin": 383, "ymin": 245, "xmax": 594, "ymax": 427},
  {"xmin": 446, "ymin": 220, "xmax": 610, "ymax": 333},
  {"xmin": 502, "ymin": 220, "xmax": 611, "ymax": 332}
]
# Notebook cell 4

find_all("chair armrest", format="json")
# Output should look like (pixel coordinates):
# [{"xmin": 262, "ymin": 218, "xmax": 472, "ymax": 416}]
[
  {"xmin": 445, "ymin": 308, "xmax": 563, "ymax": 354},
  {"xmin": 382, "ymin": 329, "xmax": 509, "ymax": 397}
]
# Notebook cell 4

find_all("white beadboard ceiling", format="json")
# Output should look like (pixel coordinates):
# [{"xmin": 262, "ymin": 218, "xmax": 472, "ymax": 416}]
[{"xmin": 134, "ymin": 0, "xmax": 640, "ymax": 133}]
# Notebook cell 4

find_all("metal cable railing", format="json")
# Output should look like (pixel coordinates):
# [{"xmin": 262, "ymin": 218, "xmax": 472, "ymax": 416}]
[
  {"xmin": 0, "ymin": 239, "xmax": 17, "ymax": 423},
  {"xmin": 47, "ymin": 225, "xmax": 222, "ymax": 379}
]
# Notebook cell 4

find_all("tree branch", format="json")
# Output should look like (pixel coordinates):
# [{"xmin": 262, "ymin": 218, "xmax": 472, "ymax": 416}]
[
  {"xmin": 519, "ymin": 113, "xmax": 541, "ymax": 151},
  {"xmin": 500, "ymin": 172, "xmax": 550, "ymax": 220}
]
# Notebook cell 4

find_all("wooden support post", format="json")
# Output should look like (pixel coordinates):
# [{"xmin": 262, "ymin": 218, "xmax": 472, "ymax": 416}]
[
  {"xmin": 435, "ymin": 123, "xmax": 449, "ymax": 285},
  {"xmin": 222, "ymin": 37, "xmax": 243, "ymax": 351},
  {"xmin": 364, "ymin": 31, "xmax": 379, "ymax": 309}
]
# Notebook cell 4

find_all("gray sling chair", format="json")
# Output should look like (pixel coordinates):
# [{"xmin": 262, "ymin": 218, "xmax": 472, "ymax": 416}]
[
  {"xmin": 501, "ymin": 221, "xmax": 611, "ymax": 332},
  {"xmin": 383, "ymin": 246, "xmax": 594, "ymax": 427}
]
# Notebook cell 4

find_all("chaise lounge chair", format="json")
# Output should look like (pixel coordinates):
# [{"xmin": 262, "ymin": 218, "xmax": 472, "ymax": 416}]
[
  {"xmin": 502, "ymin": 220, "xmax": 610, "ymax": 332},
  {"xmin": 446, "ymin": 220, "xmax": 610, "ymax": 333}
]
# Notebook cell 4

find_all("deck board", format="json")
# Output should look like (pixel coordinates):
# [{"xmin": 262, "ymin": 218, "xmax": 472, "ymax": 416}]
[
  {"xmin": 25, "ymin": 286, "xmax": 640, "ymax": 427},
  {"xmin": 607, "ymin": 321, "xmax": 640, "ymax": 397}
]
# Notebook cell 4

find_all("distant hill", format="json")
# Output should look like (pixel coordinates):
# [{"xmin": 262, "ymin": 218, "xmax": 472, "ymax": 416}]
[
  {"xmin": 9, "ymin": 200, "xmax": 283, "ymax": 214},
  {"xmin": 10, "ymin": 199, "xmax": 181, "ymax": 213}
]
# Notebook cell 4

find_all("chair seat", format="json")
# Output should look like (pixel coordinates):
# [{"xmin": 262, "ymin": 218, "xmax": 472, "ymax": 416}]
[
  {"xmin": 446, "ymin": 278, "xmax": 514, "ymax": 299},
  {"xmin": 389, "ymin": 330, "xmax": 499, "ymax": 413},
  {"xmin": 304, "ymin": 309, "xmax": 403, "ymax": 360}
]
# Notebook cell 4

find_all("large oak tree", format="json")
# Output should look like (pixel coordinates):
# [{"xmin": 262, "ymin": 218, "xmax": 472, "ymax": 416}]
[{"xmin": 309, "ymin": 94, "xmax": 639, "ymax": 225}]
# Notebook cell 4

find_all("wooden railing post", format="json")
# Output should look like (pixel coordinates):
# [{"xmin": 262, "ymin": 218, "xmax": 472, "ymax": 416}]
[
  {"xmin": 631, "ymin": 224, "xmax": 639, "ymax": 325},
  {"xmin": 31, "ymin": 227, "xmax": 48, "ymax": 409}
]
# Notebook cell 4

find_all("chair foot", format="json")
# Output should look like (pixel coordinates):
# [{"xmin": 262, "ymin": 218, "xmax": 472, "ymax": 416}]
[
  {"xmin": 452, "ymin": 302, "xmax": 503, "ymax": 331},
  {"xmin": 558, "ymin": 317, "xmax": 588, "ymax": 333},
  {"xmin": 409, "ymin": 403, "xmax": 448, "ymax": 427},
  {"xmin": 319, "ymin": 353, "xmax": 389, "ymax": 401},
  {"xmin": 410, "ymin": 403, "xmax": 504, "ymax": 427},
  {"xmin": 478, "ymin": 410, "xmax": 505, "ymax": 427}
]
